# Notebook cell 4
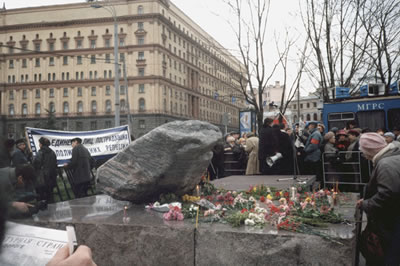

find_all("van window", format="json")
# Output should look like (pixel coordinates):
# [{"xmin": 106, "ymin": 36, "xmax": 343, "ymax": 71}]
[{"xmin": 356, "ymin": 110, "xmax": 385, "ymax": 131}]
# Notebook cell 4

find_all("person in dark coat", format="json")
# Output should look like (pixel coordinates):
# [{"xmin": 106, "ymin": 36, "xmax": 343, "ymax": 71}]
[
  {"xmin": 304, "ymin": 122, "xmax": 323, "ymax": 181},
  {"xmin": 63, "ymin": 137, "xmax": 94, "ymax": 198},
  {"xmin": 274, "ymin": 124, "xmax": 295, "ymax": 175},
  {"xmin": 357, "ymin": 133, "xmax": 400, "ymax": 265},
  {"xmin": 33, "ymin": 137, "xmax": 58, "ymax": 203},
  {"xmin": 258, "ymin": 118, "xmax": 279, "ymax": 175},
  {"xmin": 11, "ymin": 139, "xmax": 30, "ymax": 167},
  {"xmin": 208, "ymin": 140, "xmax": 225, "ymax": 180}
]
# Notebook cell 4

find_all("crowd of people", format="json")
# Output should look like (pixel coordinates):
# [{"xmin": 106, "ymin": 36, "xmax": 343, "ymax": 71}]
[{"xmin": 208, "ymin": 118, "xmax": 400, "ymax": 264}]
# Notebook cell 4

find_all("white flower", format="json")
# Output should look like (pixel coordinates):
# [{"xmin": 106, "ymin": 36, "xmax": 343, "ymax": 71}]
[
  {"xmin": 249, "ymin": 196, "xmax": 256, "ymax": 202},
  {"xmin": 245, "ymin": 219, "xmax": 255, "ymax": 226},
  {"xmin": 154, "ymin": 201, "xmax": 160, "ymax": 207}
]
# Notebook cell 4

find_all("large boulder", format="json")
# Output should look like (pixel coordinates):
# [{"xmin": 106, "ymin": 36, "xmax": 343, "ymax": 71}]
[{"xmin": 97, "ymin": 120, "xmax": 223, "ymax": 203}]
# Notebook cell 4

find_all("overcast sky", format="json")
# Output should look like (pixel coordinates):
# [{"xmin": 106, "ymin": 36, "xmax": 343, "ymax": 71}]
[{"xmin": 2, "ymin": 0, "xmax": 310, "ymax": 94}]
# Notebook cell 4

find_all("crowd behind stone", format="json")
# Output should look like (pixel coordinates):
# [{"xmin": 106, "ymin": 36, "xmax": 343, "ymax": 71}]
[{"xmin": 209, "ymin": 118, "xmax": 400, "ymax": 189}]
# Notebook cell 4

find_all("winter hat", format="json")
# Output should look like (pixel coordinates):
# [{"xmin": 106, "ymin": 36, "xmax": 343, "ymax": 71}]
[
  {"xmin": 384, "ymin": 132, "xmax": 395, "ymax": 140},
  {"xmin": 348, "ymin": 129, "xmax": 360, "ymax": 137},
  {"xmin": 324, "ymin": 131, "xmax": 335, "ymax": 141},
  {"xmin": 337, "ymin": 130, "xmax": 348, "ymax": 136},
  {"xmin": 359, "ymin": 132, "xmax": 387, "ymax": 157}
]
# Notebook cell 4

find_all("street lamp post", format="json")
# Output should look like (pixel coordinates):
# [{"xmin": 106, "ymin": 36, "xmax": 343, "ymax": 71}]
[{"xmin": 91, "ymin": 2, "xmax": 120, "ymax": 127}]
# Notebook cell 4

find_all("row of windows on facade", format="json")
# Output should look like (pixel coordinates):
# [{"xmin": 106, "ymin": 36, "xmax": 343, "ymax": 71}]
[
  {"xmin": 7, "ymin": 85, "xmax": 145, "ymax": 100},
  {"xmin": 7, "ymin": 67, "xmax": 146, "ymax": 83},
  {"xmin": 8, "ymin": 98, "xmax": 146, "ymax": 116},
  {"xmin": 292, "ymin": 102, "xmax": 318, "ymax": 109},
  {"xmin": 8, "ymin": 52, "xmax": 138, "ymax": 69},
  {"xmin": 293, "ymin": 113, "xmax": 322, "ymax": 122}
]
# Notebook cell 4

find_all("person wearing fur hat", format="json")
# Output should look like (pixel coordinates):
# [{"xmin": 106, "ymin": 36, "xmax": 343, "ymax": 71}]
[
  {"xmin": 11, "ymin": 139, "xmax": 30, "ymax": 167},
  {"xmin": 335, "ymin": 130, "xmax": 350, "ymax": 152},
  {"xmin": 357, "ymin": 133, "xmax": 400, "ymax": 265}
]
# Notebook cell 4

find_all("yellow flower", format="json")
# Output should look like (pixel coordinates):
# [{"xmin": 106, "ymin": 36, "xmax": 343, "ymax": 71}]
[
  {"xmin": 280, "ymin": 191, "xmax": 283, "ymax": 197},
  {"xmin": 253, "ymin": 186, "xmax": 257, "ymax": 192},
  {"xmin": 305, "ymin": 197, "xmax": 312, "ymax": 203},
  {"xmin": 267, "ymin": 194, "xmax": 273, "ymax": 200}
]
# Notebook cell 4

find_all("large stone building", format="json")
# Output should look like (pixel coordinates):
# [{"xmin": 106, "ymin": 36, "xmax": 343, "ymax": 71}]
[{"xmin": 0, "ymin": 0, "xmax": 246, "ymax": 139}]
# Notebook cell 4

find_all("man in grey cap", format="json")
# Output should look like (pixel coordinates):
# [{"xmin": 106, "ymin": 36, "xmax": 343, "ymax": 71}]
[{"xmin": 63, "ymin": 137, "xmax": 94, "ymax": 198}]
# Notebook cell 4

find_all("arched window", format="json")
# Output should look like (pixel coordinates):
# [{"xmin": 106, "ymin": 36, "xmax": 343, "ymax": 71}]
[
  {"xmin": 120, "ymin": 99, "xmax": 126, "ymax": 112},
  {"xmin": 137, "ymin": 5, "xmax": 144, "ymax": 14},
  {"xmin": 91, "ymin": 100, "xmax": 97, "ymax": 113},
  {"xmin": 9, "ymin": 104, "xmax": 14, "ymax": 115},
  {"xmin": 49, "ymin": 102, "xmax": 55, "ymax": 113},
  {"xmin": 306, "ymin": 114, "xmax": 311, "ymax": 121},
  {"xmin": 35, "ymin": 103, "xmax": 41, "ymax": 115},
  {"xmin": 139, "ymin": 98, "xmax": 145, "ymax": 111},
  {"xmin": 63, "ymin": 102, "xmax": 69, "ymax": 114},
  {"xmin": 105, "ymin": 100, "xmax": 112, "ymax": 113},
  {"xmin": 22, "ymin": 103, "xmax": 28, "ymax": 115},
  {"xmin": 77, "ymin": 101, "xmax": 83, "ymax": 113},
  {"xmin": 313, "ymin": 113, "xmax": 318, "ymax": 121}
]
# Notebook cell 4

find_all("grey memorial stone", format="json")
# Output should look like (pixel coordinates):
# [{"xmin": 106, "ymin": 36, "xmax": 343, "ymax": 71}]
[{"xmin": 97, "ymin": 120, "xmax": 222, "ymax": 203}]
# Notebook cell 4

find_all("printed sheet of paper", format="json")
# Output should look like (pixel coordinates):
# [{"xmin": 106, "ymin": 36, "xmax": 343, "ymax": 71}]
[{"xmin": 0, "ymin": 222, "xmax": 67, "ymax": 266}]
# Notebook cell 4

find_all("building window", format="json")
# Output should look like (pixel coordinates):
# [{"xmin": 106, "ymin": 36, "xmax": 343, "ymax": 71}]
[
  {"xmin": 35, "ymin": 89, "xmax": 40, "ymax": 98},
  {"xmin": 137, "ymin": 37, "xmax": 144, "ymax": 45},
  {"xmin": 91, "ymin": 121, "xmax": 97, "ymax": 130},
  {"xmin": 91, "ymin": 101, "xmax": 97, "ymax": 113},
  {"xmin": 76, "ymin": 122, "xmax": 83, "ymax": 130},
  {"xmin": 9, "ymin": 104, "xmax": 15, "ymax": 115},
  {"xmin": 35, "ymin": 103, "xmax": 41, "ymax": 115},
  {"xmin": 49, "ymin": 88, "xmax": 54, "ymax": 98},
  {"xmin": 108, "ymin": 70, "xmax": 112, "ymax": 78},
  {"xmin": 34, "ymin": 58, "xmax": 40, "ymax": 67},
  {"xmin": 49, "ymin": 57, "xmax": 55, "ymax": 66},
  {"xmin": 91, "ymin": 55, "xmax": 96, "ymax": 64},
  {"xmin": 77, "ymin": 87, "xmax": 82, "ymax": 97},
  {"xmin": 77, "ymin": 101, "xmax": 83, "ymax": 113},
  {"xmin": 63, "ymin": 88, "xmax": 68, "ymax": 97},
  {"xmin": 105, "ymin": 100, "xmax": 112, "ymax": 113},
  {"xmin": 138, "ymin": 68, "xmax": 145, "ymax": 76},
  {"xmin": 76, "ymin": 40, "xmax": 82, "ymax": 49},
  {"xmin": 138, "ymin": 51, "xmax": 144, "ymax": 60},
  {"xmin": 313, "ymin": 102, "xmax": 317, "ymax": 108},
  {"xmin": 138, "ymin": 22, "xmax": 144, "ymax": 30},
  {"xmin": 139, "ymin": 120, "xmax": 146, "ymax": 129},
  {"xmin": 91, "ymin": 87, "xmax": 96, "ymax": 96},
  {"xmin": 22, "ymin": 59, "xmax": 27, "ymax": 68},
  {"xmin": 49, "ymin": 43, "xmax": 54, "ymax": 51},
  {"xmin": 62, "ymin": 41, "xmax": 68, "ymax": 50},
  {"xmin": 137, "ymin": 5, "xmax": 143, "ymax": 14},
  {"xmin": 49, "ymin": 102, "xmax": 55, "ymax": 112},
  {"xmin": 307, "ymin": 103, "xmax": 310, "ymax": 108},
  {"xmin": 120, "ymin": 53, "xmax": 125, "ymax": 61},
  {"xmin": 77, "ymin": 56, "xmax": 82, "ymax": 64},
  {"xmin": 9, "ymin": 90, "xmax": 14, "ymax": 100},
  {"xmin": 63, "ymin": 102, "xmax": 69, "ymax": 114},
  {"xmin": 119, "ymin": 38, "xmax": 125, "ymax": 46},
  {"xmin": 63, "ymin": 56, "xmax": 68, "ymax": 65},
  {"xmin": 300, "ymin": 103, "xmax": 303, "ymax": 109},
  {"xmin": 139, "ymin": 98, "xmax": 145, "ymax": 111},
  {"xmin": 105, "ymin": 39, "xmax": 110, "ymax": 48},
  {"xmin": 120, "ymin": 85, "xmax": 125, "ymax": 95},
  {"xmin": 139, "ymin": 84, "xmax": 145, "ymax": 93},
  {"xmin": 106, "ymin": 86, "xmax": 111, "ymax": 95},
  {"xmin": 313, "ymin": 113, "xmax": 318, "ymax": 121},
  {"xmin": 80, "ymin": 72, "xmax": 84, "ymax": 79},
  {"xmin": 105, "ymin": 54, "xmax": 110, "ymax": 63},
  {"xmin": 22, "ymin": 90, "xmax": 27, "ymax": 99},
  {"xmin": 120, "ymin": 99, "xmax": 126, "ymax": 111},
  {"xmin": 21, "ymin": 103, "xmax": 28, "ymax": 115},
  {"xmin": 35, "ymin": 43, "xmax": 41, "ymax": 51},
  {"xmin": 90, "ymin": 39, "xmax": 96, "ymax": 49},
  {"xmin": 105, "ymin": 120, "xmax": 112, "ymax": 128},
  {"xmin": 306, "ymin": 114, "xmax": 311, "ymax": 121}
]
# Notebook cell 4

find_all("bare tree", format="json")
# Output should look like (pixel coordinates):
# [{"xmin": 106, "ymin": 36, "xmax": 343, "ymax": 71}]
[
  {"xmin": 226, "ymin": 0, "xmax": 280, "ymax": 132},
  {"xmin": 358, "ymin": 0, "xmax": 400, "ymax": 93},
  {"xmin": 301, "ymin": 0, "xmax": 371, "ymax": 100}
]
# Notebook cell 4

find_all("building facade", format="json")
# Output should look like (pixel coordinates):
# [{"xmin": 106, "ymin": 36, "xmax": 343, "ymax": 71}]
[
  {"xmin": 287, "ymin": 94, "xmax": 323, "ymax": 125},
  {"xmin": 0, "ymin": 0, "xmax": 246, "ymax": 139}
]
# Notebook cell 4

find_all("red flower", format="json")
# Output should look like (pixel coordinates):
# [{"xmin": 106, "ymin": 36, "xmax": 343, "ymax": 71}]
[
  {"xmin": 270, "ymin": 205, "xmax": 281, "ymax": 213},
  {"xmin": 284, "ymin": 192, "xmax": 289, "ymax": 198},
  {"xmin": 275, "ymin": 191, "xmax": 281, "ymax": 197},
  {"xmin": 241, "ymin": 208, "xmax": 248, "ymax": 213},
  {"xmin": 260, "ymin": 196, "xmax": 265, "ymax": 202}
]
